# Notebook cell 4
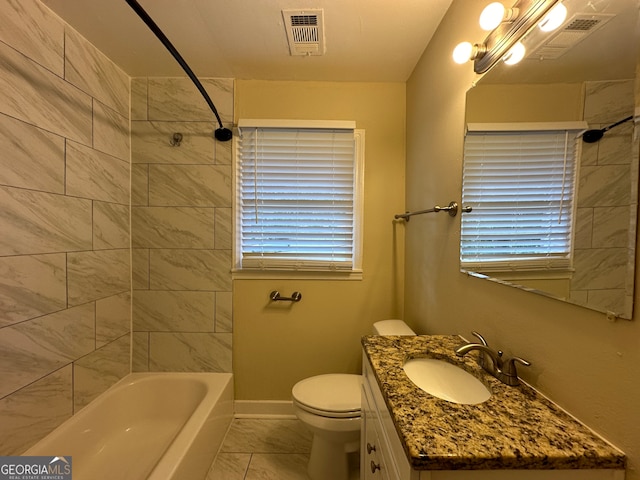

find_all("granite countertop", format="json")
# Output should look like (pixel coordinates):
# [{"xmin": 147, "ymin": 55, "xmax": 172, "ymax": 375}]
[{"xmin": 362, "ymin": 334, "xmax": 626, "ymax": 471}]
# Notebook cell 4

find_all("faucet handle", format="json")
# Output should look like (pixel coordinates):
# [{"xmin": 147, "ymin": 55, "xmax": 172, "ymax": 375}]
[{"xmin": 501, "ymin": 356, "xmax": 531, "ymax": 385}]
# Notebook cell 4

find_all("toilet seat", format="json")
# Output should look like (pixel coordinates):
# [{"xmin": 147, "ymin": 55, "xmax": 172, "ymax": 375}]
[{"xmin": 292, "ymin": 374, "xmax": 361, "ymax": 418}]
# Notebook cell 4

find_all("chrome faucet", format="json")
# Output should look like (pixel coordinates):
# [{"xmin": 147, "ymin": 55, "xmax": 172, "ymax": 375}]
[{"xmin": 455, "ymin": 331, "xmax": 531, "ymax": 386}]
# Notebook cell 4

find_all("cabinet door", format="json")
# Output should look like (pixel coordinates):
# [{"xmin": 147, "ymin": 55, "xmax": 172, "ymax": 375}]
[{"xmin": 362, "ymin": 384, "xmax": 391, "ymax": 480}]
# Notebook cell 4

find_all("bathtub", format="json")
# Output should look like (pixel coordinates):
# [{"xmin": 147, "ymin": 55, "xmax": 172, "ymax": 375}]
[{"xmin": 25, "ymin": 372, "xmax": 234, "ymax": 480}]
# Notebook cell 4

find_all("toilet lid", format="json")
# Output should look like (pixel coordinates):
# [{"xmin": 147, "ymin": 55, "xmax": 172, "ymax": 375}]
[{"xmin": 292, "ymin": 374, "xmax": 361, "ymax": 417}]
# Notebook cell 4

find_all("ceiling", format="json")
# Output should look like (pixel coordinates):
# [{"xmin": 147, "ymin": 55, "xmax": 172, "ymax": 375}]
[{"xmin": 41, "ymin": 0, "xmax": 454, "ymax": 82}]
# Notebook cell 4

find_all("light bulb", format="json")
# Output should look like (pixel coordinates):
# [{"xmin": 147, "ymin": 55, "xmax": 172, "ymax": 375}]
[
  {"xmin": 453, "ymin": 42, "xmax": 473, "ymax": 64},
  {"xmin": 479, "ymin": 2, "xmax": 506, "ymax": 30},
  {"xmin": 503, "ymin": 42, "xmax": 526, "ymax": 65},
  {"xmin": 538, "ymin": 3, "xmax": 567, "ymax": 32}
]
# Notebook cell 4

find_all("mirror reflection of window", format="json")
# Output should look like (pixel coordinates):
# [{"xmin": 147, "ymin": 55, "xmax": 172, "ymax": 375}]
[
  {"xmin": 461, "ymin": 125, "xmax": 584, "ymax": 273},
  {"xmin": 460, "ymin": 0, "xmax": 639, "ymax": 319}
]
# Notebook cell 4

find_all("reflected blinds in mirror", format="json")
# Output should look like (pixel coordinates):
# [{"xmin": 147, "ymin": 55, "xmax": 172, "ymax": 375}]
[{"xmin": 461, "ymin": 126, "xmax": 583, "ymax": 271}]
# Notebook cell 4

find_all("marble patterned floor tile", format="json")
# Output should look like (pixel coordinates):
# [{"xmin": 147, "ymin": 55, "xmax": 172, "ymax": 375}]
[
  {"xmin": 206, "ymin": 453, "xmax": 251, "ymax": 480},
  {"xmin": 0, "ymin": 186, "xmax": 92, "ymax": 256},
  {"xmin": 64, "ymin": 28, "xmax": 129, "ymax": 117},
  {"xmin": 220, "ymin": 418, "xmax": 312, "ymax": 454},
  {"xmin": 0, "ymin": 303, "xmax": 95, "ymax": 399},
  {"xmin": 0, "ymin": 41, "xmax": 92, "ymax": 145},
  {"xmin": 0, "ymin": 0, "xmax": 64, "ymax": 76},
  {"xmin": 0, "ymin": 365, "xmax": 72, "ymax": 455},
  {"xmin": 244, "ymin": 454, "xmax": 311, "ymax": 480},
  {"xmin": 0, "ymin": 253, "xmax": 66, "ymax": 328},
  {"xmin": 0, "ymin": 113, "xmax": 65, "ymax": 194},
  {"xmin": 206, "ymin": 418, "xmax": 360, "ymax": 480}
]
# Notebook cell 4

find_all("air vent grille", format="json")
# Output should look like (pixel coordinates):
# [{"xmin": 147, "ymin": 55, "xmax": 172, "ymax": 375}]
[
  {"xmin": 282, "ymin": 9, "xmax": 325, "ymax": 56},
  {"xmin": 530, "ymin": 13, "xmax": 615, "ymax": 60}
]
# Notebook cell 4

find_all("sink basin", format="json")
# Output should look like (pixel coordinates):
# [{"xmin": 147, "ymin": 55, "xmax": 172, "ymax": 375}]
[{"xmin": 402, "ymin": 357, "xmax": 491, "ymax": 405}]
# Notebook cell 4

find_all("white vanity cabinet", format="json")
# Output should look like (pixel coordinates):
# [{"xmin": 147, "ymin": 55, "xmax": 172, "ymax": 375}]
[{"xmin": 361, "ymin": 350, "xmax": 625, "ymax": 480}]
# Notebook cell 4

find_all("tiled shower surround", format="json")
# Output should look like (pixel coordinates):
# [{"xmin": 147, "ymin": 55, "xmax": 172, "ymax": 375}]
[
  {"xmin": 0, "ymin": 0, "xmax": 235, "ymax": 455},
  {"xmin": 130, "ymin": 77, "xmax": 234, "ymax": 373},
  {"xmin": 0, "ymin": 0, "xmax": 130, "ymax": 454},
  {"xmin": 571, "ymin": 79, "xmax": 637, "ymax": 317}
]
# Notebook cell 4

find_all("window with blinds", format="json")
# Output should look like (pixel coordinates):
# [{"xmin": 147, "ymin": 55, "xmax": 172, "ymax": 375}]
[
  {"xmin": 461, "ymin": 124, "xmax": 585, "ymax": 271},
  {"xmin": 235, "ymin": 120, "xmax": 364, "ymax": 274}
]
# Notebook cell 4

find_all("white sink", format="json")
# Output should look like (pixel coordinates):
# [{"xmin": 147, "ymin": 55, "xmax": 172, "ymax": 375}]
[{"xmin": 402, "ymin": 357, "xmax": 491, "ymax": 405}]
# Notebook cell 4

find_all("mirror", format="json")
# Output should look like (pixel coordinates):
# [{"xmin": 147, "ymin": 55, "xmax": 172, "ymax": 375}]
[{"xmin": 461, "ymin": 0, "xmax": 639, "ymax": 319}]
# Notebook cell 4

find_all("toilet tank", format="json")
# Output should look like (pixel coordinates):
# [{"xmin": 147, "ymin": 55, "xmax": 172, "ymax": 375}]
[{"xmin": 372, "ymin": 319, "xmax": 416, "ymax": 335}]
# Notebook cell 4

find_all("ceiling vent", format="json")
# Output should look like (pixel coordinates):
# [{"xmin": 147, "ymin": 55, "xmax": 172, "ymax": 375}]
[
  {"xmin": 531, "ymin": 13, "xmax": 615, "ymax": 60},
  {"xmin": 282, "ymin": 9, "xmax": 326, "ymax": 56}
]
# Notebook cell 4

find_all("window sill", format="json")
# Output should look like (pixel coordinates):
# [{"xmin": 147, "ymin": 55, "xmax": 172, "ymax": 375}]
[{"xmin": 232, "ymin": 269, "xmax": 363, "ymax": 281}]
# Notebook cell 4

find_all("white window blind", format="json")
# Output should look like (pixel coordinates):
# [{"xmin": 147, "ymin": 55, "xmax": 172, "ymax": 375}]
[
  {"xmin": 461, "ymin": 125, "xmax": 584, "ymax": 271},
  {"xmin": 236, "ymin": 122, "xmax": 363, "ymax": 272}
]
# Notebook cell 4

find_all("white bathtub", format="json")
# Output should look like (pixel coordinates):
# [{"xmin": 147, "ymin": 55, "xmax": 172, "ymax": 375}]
[{"xmin": 25, "ymin": 372, "xmax": 234, "ymax": 480}]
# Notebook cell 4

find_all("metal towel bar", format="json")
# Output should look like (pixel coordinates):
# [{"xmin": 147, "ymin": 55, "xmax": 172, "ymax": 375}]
[
  {"xmin": 270, "ymin": 291, "xmax": 302, "ymax": 302},
  {"xmin": 394, "ymin": 201, "xmax": 472, "ymax": 221}
]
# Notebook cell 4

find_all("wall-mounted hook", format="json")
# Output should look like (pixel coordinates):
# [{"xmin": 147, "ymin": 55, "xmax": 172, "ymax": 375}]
[{"xmin": 170, "ymin": 132, "xmax": 183, "ymax": 146}]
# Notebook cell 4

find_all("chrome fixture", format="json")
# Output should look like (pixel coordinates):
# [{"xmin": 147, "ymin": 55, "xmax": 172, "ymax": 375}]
[
  {"xmin": 455, "ymin": 331, "xmax": 531, "ymax": 386},
  {"xmin": 170, "ymin": 133, "xmax": 183, "ymax": 147},
  {"xmin": 453, "ymin": 0, "xmax": 566, "ymax": 73},
  {"xmin": 581, "ymin": 115, "xmax": 634, "ymax": 143},
  {"xmin": 270, "ymin": 291, "xmax": 303, "ymax": 302},
  {"xmin": 395, "ymin": 201, "xmax": 472, "ymax": 221}
]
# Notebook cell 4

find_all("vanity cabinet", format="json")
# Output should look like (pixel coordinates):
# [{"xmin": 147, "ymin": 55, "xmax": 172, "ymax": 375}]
[{"xmin": 361, "ymin": 342, "xmax": 625, "ymax": 480}]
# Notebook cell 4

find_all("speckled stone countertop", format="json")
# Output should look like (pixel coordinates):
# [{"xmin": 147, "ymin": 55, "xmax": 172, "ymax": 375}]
[{"xmin": 362, "ymin": 334, "xmax": 626, "ymax": 471}]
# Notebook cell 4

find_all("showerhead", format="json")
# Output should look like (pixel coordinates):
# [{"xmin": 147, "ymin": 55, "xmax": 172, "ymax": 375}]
[
  {"xmin": 215, "ymin": 127, "xmax": 233, "ymax": 142},
  {"xmin": 582, "ymin": 115, "xmax": 633, "ymax": 143}
]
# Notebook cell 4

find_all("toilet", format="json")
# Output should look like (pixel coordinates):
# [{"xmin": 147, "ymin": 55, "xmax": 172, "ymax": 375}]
[{"xmin": 291, "ymin": 319, "xmax": 416, "ymax": 480}]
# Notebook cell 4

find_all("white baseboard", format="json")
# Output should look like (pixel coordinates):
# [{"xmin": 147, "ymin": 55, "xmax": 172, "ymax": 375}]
[{"xmin": 234, "ymin": 400, "xmax": 296, "ymax": 418}]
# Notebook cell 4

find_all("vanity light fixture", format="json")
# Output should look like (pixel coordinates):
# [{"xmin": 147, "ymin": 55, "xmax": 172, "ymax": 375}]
[
  {"xmin": 453, "ymin": 0, "xmax": 561, "ymax": 73},
  {"xmin": 479, "ymin": 2, "xmax": 519, "ymax": 31},
  {"xmin": 538, "ymin": 2, "xmax": 567, "ymax": 31},
  {"xmin": 502, "ymin": 41, "xmax": 526, "ymax": 64}
]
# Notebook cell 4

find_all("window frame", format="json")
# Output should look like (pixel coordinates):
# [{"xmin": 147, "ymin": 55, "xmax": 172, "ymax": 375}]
[{"xmin": 233, "ymin": 119, "xmax": 365, "ymax": 280}]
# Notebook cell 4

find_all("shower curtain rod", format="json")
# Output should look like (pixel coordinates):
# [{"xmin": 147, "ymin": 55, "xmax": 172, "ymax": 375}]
[{"xmin": 125, "ymin": 0, "xmax": 233, "ymax": 142}]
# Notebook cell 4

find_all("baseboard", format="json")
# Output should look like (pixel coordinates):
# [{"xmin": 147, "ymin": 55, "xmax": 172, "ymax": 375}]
[{"xmin": 234, "ymin": 400, "xmax": 296, "ymax": 418}]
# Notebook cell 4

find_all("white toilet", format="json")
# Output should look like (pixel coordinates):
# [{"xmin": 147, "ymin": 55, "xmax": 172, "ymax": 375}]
[{"xmin": 291, "ymin": 319, "xmax": 416, "ymax": 480}]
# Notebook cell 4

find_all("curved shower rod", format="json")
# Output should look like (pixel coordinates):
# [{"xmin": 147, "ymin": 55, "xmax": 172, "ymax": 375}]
[{"xmin": 125, "ymin": 0, "xmax": 233, "ymax": 142}]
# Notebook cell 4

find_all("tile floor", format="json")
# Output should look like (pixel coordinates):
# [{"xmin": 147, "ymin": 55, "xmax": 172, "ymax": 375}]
[{"xmin": 206, "ymin": 417, "xmax": 360, "ymax": 480}]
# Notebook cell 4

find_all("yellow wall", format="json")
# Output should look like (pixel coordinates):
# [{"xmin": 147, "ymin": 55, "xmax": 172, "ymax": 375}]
[
  {"xmin": 466, "ymin": 83, "xmax": 584, "ymax": 122},
  {"xmin": 406, "ymin": 0, "xmax": 640, "ymax": 478},
  {"xmin": 234, "ymin": 80, "xmax": 406, "ymax": 400}
]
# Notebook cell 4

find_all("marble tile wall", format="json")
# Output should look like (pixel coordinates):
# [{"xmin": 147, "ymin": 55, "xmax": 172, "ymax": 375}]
[
  {"xmin": 130, "ymin": 77, "xmax": 234, "ymax": 373},
  {"xmin": 0, "ymin": 0, "xmax": 131, "ymax": 454},
  {"xmin": 571, "ymin": 80, "xmax": 637, "ymax": 317}
]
